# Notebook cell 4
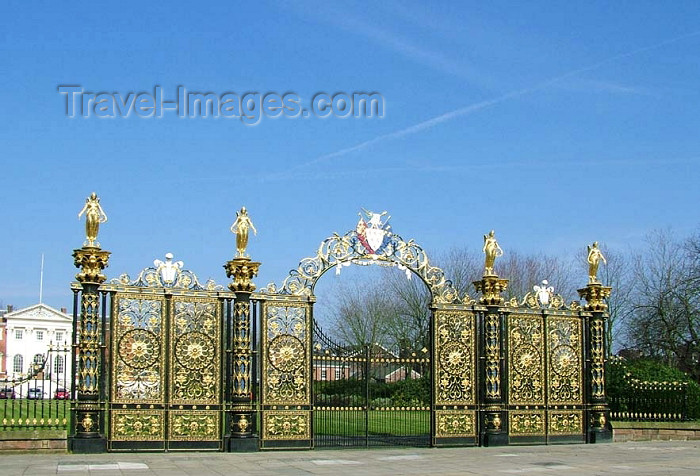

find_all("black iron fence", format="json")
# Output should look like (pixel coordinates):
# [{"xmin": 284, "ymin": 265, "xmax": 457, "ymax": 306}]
[
  {"xmin": 0, "ymin": 344, "xmax": 71, "ymax": 430},
  {"xmin": 609, "ymin": 379, "xmax": 688, "ymax": 422}
]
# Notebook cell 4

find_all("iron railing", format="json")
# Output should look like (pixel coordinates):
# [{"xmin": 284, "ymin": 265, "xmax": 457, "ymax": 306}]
[
  {"xmin": 609, "ymin": 379, "xmax": 688, "ymax": 422},
  {"xmin": 0, "ymin": 344, "xmax": 72, "ymax": 430}
]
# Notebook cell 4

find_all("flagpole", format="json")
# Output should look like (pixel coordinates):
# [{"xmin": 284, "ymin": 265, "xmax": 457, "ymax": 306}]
[{"xmin": 39, "ymin": 253, "xmax": 44, "ymax": 304}]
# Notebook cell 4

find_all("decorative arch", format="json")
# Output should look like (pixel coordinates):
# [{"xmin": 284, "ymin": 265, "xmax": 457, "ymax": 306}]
[{"xmin": 261, "ymin": 224, "xmax": 462, "ymax": 304}]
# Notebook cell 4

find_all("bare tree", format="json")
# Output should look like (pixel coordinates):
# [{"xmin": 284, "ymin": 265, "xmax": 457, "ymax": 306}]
[
  {"xmin": 494, "ymin": 251, "xmax": 578, "ymax": 302},
  {"xmin": 626, "ymin": 229, "xmax": 700, "ymax": 381}
]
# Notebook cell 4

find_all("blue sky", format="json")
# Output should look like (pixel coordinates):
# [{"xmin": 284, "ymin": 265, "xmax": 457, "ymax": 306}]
[{"xmin": 1, "ymin": 1, "xmax": 699, "ymax": 309}]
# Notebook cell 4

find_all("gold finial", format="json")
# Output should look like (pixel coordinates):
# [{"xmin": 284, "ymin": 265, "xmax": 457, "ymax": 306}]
[
  {"xmin": 587, "ymin": 241, "xmax": 607, "ymax": 284},
  {"xmin": 230, "ymin": 206, "xmax": 257, "ymax": 258},
  {"xmin": 77, "ymin": 192, "xmax": 107, "ymax": 248},
  {"xmin": 482, "ymin": 230, "xmax": 503, "ymax": 276}
]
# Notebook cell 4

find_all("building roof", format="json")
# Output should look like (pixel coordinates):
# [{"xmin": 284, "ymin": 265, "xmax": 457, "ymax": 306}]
[{"xmin": 4, "ymin": 303, "xmax": 72, "ymax": 323}]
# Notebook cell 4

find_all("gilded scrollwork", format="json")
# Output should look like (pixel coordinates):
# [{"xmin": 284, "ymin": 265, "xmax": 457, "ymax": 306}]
[
  {"xmin": 112, "ymin": 295, "xmax": 165, "ymax": 403},
  {"xmin": 547, "ymin": 317, "xmax": 582, "ymax": 404},
  {"xmin": 263, "ymin": 411, "xmax": 310, "ymax": 440},
  {"xmin": 108, "ymin": 260, "xmax": 223, "ymax": 291},
  {"xmin": 485, "ymin": 313, "xmax": 501, "ymax": 399},
  {"xmin": 264, "ymin": 227, "xmax": 459, "ymax": 304},
  {"xmin": 111, "ymin": 410, "xmax": 165, "ymax": 441},
  {"xmin": 170, "ymin": 298, "xmax": 220, "ymax": 404},
  {"xmin": 263, "ymin": 303, "xmax": 309, "ymax": 405},
  {"xmin": 434, "ymin": 310, "xmax": 474, "ymax": 405},
  {"xmin": 590, "ymin": 318, "xmax": 605, "ymax": 399},
  {"xmin": 508, "ymin": 314, "xmax": 544, "ymax": 405},
  {"xmin": 548, "ymin": 411, "xmax": 583, "ymax": 435},
  {"xmin": 436, "ymin": 411, "xmax": 476, "ymax": 437},
  {"xmin": 169, "ymin": 412, "xmax": 219, "ymax": 441},
  {"xmin": 509, "ymin": 411, "xmax": 545, "ymax": 436}
]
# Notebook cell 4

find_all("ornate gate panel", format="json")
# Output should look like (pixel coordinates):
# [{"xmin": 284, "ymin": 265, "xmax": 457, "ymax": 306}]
[
  {"xmin": 106, "ymin": 260, "xmax": 226, "ymax": 452},
  {"xmin": 433, "ymin": 308, "xmax": 478, "ymax": 446},
  {"xmin": 506, "ymin": 310, "xmax": 585, "ymax": 444},
  {"xmin": 260, "ymin": 299, "xmax": 312, "ymax": 449}
]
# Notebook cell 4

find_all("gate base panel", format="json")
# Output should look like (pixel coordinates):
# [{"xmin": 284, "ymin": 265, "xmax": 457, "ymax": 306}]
[
  {"xmin": 589, "ymin": 429, "xmax": 612, "ymax": 443},
  {"xmin": 433, "ymin": 437, "xmax": 478, "ymax": 447},
  {"xmin": 261, "ymin": 439, "xmax": 312, "ymax": 450},
  {"xmin": 482, "ymin": 432, "xmax": 508, "ymax": 447},
  {"xmin": 68, "ymin": 437, "xmax": 107, "ymax": 454},
  {"xmin": 226, "ymin": 436, "xmax": 259, "ymax": 452}
]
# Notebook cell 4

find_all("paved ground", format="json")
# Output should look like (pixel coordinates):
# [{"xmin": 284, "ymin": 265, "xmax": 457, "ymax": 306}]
[{"xmin": 0, "ymin": 441, "xmax": 698, "ymax": 475}]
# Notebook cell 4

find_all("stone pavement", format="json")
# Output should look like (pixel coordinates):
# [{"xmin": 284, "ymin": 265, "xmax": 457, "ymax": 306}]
[{"xmin": 0, "ymin": 441, "xmax": 698, "ymax": 475}]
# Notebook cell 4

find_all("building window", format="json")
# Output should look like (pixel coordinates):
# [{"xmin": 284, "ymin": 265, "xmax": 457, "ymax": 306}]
[
  {"xmin": 54, "ymin": 355, "xmax": 65, "ymax": 374},
  {"xmin": 55, "ymin": 331, "xmax": 64, "ymax": 343},
  {"xmin": 15, "ymin": 329, "xmax": 23, "ymax": 340},
  {"xmin": 13, "ymin": 355, "xmax": 23, "ymax": 373},
  {"xmin": 335, "ymin": 369, "xmax": 341, "ymax": 380},
  {"xmin": 36, "ymin": 330, "xmax": 44, "ymax": 341},
  {"xmin": 321, "ymin": 369, "xmax": 327, "ymax": 381},
  {"xmin": 33, "ymin": 353, "xmax": 44, "ymax": 368}
]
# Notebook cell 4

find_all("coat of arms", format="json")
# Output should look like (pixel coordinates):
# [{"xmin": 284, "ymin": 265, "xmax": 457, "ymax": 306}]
[{"xmin": 356, "ymin": 209, "xmax": 391, "ymax": 255}]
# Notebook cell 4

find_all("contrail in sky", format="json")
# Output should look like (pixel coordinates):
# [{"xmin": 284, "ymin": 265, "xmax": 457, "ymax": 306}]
[{"xmin": 280, "ymin": 29, "xmax": 700, "ymax": 176}]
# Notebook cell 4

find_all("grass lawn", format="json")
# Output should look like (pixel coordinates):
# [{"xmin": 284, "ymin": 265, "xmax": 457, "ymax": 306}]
[
  {"xmin": 0, "ymin": 399, "xmax": 70, "ymax": 429},
  {"xmin": 314, "ymin": 409, "xmax": 429, "ymax": 436}
]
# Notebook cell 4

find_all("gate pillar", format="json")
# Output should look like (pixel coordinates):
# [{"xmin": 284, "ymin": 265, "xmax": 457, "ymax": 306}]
[
  {"xmin": 474, "ymin": 275, "xmax": 509, "ymax": 446},
  {"xmin": 224, "ymin": 257, "xmax": 260, "ymax": 452},
  {"xmin": 578, "ymin": 283, "xmax": 613, "ymax": 443},
  {"xmin": 69, "ymin": 246, "xmax": 110, "ymax": 453}
]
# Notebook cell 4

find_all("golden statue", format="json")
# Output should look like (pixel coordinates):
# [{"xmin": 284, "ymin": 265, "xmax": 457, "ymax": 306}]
[
  {"xmin": 483, "ymin": 230, "xmax": 503, "ymax": 276},
  {"xmin": 78, "ymin": 192, "xmax": 108, "ymax": 247},
  {"xmin": 230, "ymin": 207, "xmax": 257, "ymax": 258},
  {"xmin": 587, "ymin": 241, "xmax": 607, "ymax": 284}
]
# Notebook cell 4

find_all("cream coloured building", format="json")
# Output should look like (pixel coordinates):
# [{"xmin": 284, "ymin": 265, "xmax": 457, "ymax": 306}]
[{"xmin": 4, "ymin": 303, "xmax": 73, "ymax": 395}]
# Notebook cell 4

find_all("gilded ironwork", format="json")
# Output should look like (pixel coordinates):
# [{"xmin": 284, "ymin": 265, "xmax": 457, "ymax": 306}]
[
  {"xmin": 104, "ymin": 254, "xmax": 222, "ymax": 292},
  {"xmin": 590, "ymin": 318, "xmax": 606, "ymax": 399},
  {"xmin": 263, "ymin": 411, "xmax": 310, "ymax": 440},
  {"xmin": 473, "ymin": 275, "xmax": 509, "ymax": 306},
  {"xmin": 508, "ymin": 314, "xmax": 545, "ymax": 405},
  {"xmin": 262, "ymin": 303, "xmax": 310, "ymax": 405},
  {"xmin": 225, "ymin": 258, "xmax": 260, "ymax": 293},
  {"xmin": 74, "ymin": 248, "xmax": 111, "ymax": 284},
  {"xmin": 112, "ymin": 295, "xmax": 165, "ymax": 403},
  {"xmin": 485, "ymin": 313, "xmax": 501, "ymax": 400},
  {"xmin": 509, "ymin": 411, "xmax": 545, "ymax": 436},
  {"xmin": 111, "ymin": 410, "xmax": 165, "ymax": 441},
  {"xmin": 548, "ymin": 411, "xmax": 583, "ymax": 435},
  {"xmin": 482, "ymin": 230, "xmax": 503, "ymax": 276},
  {"xmin": 78, "ymin": 292, "xmax": 102, "ymax": 396},
  {"xmin": 170, "ymin": 297, "xmax": 220, "ymax": 404},
  {"xmin": 78, "ymin": 192, "xmax": 108, "ymax": 248},
  {"xmin": 434, "ymin": 310, "xmax": 475, "ymax": 405},
  {"xmin": 578, "ymin": 283, "xmax": 612, "ymax": 312},
  {"xmin": 232, "ymin": 302, "xmax": 252, "ymax": 397},
  {"xmin": 547, "ymin": 317, "xmax": 582, "ymax": 405},
  {"xmin": 263, "ymin": 225, "xmax": 459, "ymax": 304},
  {"xmin": 436, "ymin": 411, "xmax": 476, "ymax": 437},
  {"xmin": 169, "ymin": 411, "xmax": 220, "ymax": 441}
]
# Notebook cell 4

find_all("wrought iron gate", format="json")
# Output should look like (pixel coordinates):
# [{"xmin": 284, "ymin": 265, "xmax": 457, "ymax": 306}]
[
  {"xmin": 506, "ymin": 309, "xmax": 585, "ymax": 444},
  {"xmin": 106, "ymin": 270, "xmax": 225, "ymax": 451},
  {"xmin": 313, "ymin": 325, "xmax": 430, "ymax": 448}
]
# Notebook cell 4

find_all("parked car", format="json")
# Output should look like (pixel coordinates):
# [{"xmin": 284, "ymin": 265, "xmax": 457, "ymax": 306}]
[
  {"xmin": 27, "ymin": 388, "xmax": 44, "ymax": 399},
  {"xmin": 54, "ymin": 388, "xmax": 69, "ymax": 400},
  {"xmin": 0, "ymin": 387, "xmax": 17, "ymax": 399}
]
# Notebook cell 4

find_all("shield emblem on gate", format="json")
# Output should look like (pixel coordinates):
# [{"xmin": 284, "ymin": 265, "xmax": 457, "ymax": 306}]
[{"xmin": 365, "ymin": 227, "xmax": 386, "ymax": 253}]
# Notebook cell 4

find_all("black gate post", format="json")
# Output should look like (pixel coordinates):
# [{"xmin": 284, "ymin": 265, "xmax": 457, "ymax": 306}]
[
  {"xmin": 578, "ymin": 282, "xmax": 613, "ymax": 443},
  {"xmin": 224, "ymin": 257, "xmax": 260, "ymax": 452},
  {"xmin": 474, "ymin": 274, "xmax": 509, "ymax": 447},
  {"xmin": 69, "ymin": 244, "xmax": 111, "ymax": 453}
]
